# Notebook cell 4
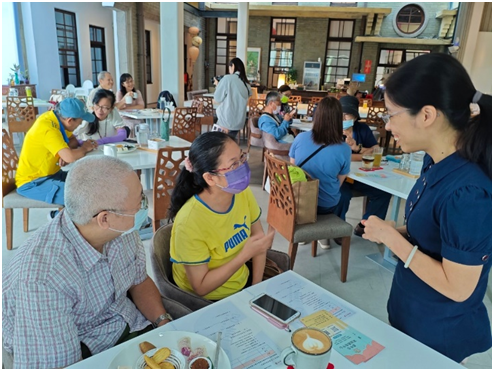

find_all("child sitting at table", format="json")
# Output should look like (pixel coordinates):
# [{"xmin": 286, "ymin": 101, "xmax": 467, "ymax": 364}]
[{"xmin": 168, "ymin": 132, "xmax": 275, "ymax": 300}]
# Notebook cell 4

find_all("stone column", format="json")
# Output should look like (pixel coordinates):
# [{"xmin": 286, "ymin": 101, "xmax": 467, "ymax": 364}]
[{"xmin": 236, "ymin": 2, "xmax": 249, "ymax": 65}]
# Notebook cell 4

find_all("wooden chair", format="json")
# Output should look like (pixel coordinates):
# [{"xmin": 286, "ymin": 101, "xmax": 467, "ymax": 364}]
[
  {"xmin": 286, "ymin": 101, "xmax": 298, "ymax": 111},
  {"xmin": 371, "ymin": 100, "xmax": 386, "ymax": 108},
  {"xmin": 264, "ymin": 154, "xmax": 353, "ymax": 281},
  {"xmin": 310, "ymin": 96, "xmax": 323, "ymax": 103},
  {"xmin": 307, "ymin": 102, "xmax": 316, "ymax": 117},
  {"xmin": 288, "ymin": 95, "xmax": 302, "ymax": 103},
  {"xmin": 248, "ymin": 98, "xmax": 266, "ymax": 119},
  {"xmin": 191, "ymin": 96, "xmax": 215, "ymax": 133},
  {"xmin": 144, "ymin": 146, "xmax": 190, "ymax": 232},
  {"xmin": 247, "ymin": 117, "xmax": 264, "ymax": 157},
  {"xmin": 366, "ymin": 106, "xmax": 388, "ymax": 150},
  {"xmin": 171, "ymin": 107, "xmax": 200, "ymax": 143},
  {"xmin": 6, "ymin": 96, "xmax": 36, "ymax": 134},
  {"xmin": 2, "ymin": 130, "xmax": 63, "ymax": 250},
  {"xmin": 2, "ymin": 86, "xmax": 11, "ymax": 95}
]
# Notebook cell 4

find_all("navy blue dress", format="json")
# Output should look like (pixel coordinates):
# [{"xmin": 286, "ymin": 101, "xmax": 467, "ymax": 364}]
[{"xmin": 388, "ymin": 152, "xmax": 492, "ymax": 362}]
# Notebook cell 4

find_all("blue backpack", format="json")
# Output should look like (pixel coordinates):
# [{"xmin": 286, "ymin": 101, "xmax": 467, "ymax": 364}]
[{"xmin": 157, "ymin": 90, "xmax": 177, "ymax": 108}]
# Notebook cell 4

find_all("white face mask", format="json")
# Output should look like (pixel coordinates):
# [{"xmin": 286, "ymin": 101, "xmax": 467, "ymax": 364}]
[{"xmin": 273, "ymin": 105, "xmax": 281, "ymax": 115}]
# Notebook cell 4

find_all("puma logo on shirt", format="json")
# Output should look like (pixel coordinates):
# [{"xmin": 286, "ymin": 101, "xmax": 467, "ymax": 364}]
[{"xmin": 225, "ymin": 215, "xmax": 249, "ymax": 252}]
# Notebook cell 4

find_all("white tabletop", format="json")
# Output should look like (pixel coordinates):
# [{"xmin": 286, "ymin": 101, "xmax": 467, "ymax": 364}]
[
  {"xmin": 348, "ymin": 161, "xmax": 415, "ymax": 200},
  {"xmin": 291, "ymin": 118, "xmax": 376, "ymax": 133},
  {"xmin": 68, "ymin": 271, "xmax": 462, "ymax": 369},
  {"xmin": 62, "ymin": 137, "xmax": 192, "ymax": 172},
  {"xmin": 120, "ymin": 109, "xmax": 203, "ymax": 120},
  {"xmin": 2, "ymin": 97, "xmax": 54, "ymax": 109}
]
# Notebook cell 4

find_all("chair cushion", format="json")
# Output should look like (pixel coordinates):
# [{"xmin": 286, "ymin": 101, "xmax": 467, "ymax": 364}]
[
  {"xmin": 3, "ymin": 190, "xmax": 63, "ymax": 209},
  {"xmin": 293, "ymin": 213, "xmax": 353, "ymax": 243},
  {"xmin": 263, "ymin": 132, "xmax": 292, "ymax": 152}
]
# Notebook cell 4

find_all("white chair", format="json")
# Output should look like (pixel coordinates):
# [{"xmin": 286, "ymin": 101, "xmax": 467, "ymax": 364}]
[
  {"xmin": 65, "ymin": 84, "xmax": 76, "ymax": 98},
  {"xmin": 74, "ymin": 88, "xmax": 88, "ymax": 103},
  {"xmin": 82, "ymin": 80, "xmax": 94, "ymax": 95}
]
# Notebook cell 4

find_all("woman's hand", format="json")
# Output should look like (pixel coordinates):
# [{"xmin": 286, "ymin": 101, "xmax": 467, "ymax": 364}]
[
  {"xmin": 361, "ymin": 216, "xmax": 397, "ymax": 245},
  {"xmin": 242, "ymin": 228, "xmax": 276, "ymax": 260}
]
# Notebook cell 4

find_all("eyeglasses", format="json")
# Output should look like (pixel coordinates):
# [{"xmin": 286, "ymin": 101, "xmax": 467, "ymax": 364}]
[
  {"xmin": 94, "ymin": 104, "xmax": 111, "ymax": 112},
  {"xmin": 93, "ymin": 193, "xmax": 148, "ymax": 218},
  {"xmin": 382, "ymin": 109, "xmax": 408, "ymax": 124},
  {"xmin": 211, "ymin": 152, "xmax": 249, "ymax": 174}
]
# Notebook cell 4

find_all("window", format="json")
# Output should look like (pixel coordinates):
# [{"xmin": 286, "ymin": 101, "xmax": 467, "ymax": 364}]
[
  {"xmin": 375, "ymin": 48, "xmax": 429, "ymax": 86},
  {"xmin": 55, "ymin": 9, "xmax": 80, "ymax": 87},
  {"xmin": 145, "ymin": 30, "xmax": 152, "ymax": 84},
  {"xmin": 396, "ymin": 5, "xmax": 425, "ymax": 34},
  {"xmin": 330, "ymin": 2, "xmax": 357, "ymax": 6},
  {"xmin": 323, "ymin": 20, "xmax": 354, "ymax": 85},
  {"xmin": 215, "ymin": 18, "xmax": 237, "ymax": 78},
  {"xmin": 268, "ymin": 18, "xmax": 296, "ymax": 88},
  {"xmin": 89, "ymin": 26, "xmax": 106, "ymax": 87}
]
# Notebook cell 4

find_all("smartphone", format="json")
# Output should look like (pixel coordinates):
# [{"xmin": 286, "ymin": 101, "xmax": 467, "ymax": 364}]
[
  {"xmin": 250, "ymin": 294, "xmax": 300, "ymax": 325},
  {"xmin": 211, "ymin": 124, "xmax": 228, "ymax": 134},
  {"xmin": 289, "ymin": 109, "xmax": 297, "ymax": 116},
  {"xmin": 123, "ymin": 139, "xmax": 137, "ymax": 144}
]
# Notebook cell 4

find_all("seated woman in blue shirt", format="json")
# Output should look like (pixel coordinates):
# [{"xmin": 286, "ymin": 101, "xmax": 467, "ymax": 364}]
[
  {"xmin": 289, "ymin": 97, "xmax": 351, "ymax": 247},
  {"xmin": 363, "ymin": 53, "xmax": 492, "ymax": 364},
  {"xmin": 258, "ymin": 92, "xmax": 296, "ymax": 143}
]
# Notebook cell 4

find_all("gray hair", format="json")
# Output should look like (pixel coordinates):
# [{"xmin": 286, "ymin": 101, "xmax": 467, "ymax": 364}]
[
  {"xmin": 65, "ymin": 155, "xmax": 135, "ymax": 225},
  {"xmin": 98, "ymin": 71, "xmax": 111, "ymax": 82},
  {"xmin": 265, "ymin": 91, "xmax": 281, "ymax": 105}
]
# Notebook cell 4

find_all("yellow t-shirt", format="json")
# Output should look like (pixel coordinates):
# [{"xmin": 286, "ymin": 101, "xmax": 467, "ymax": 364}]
[
  {"xmin": 15, "ymin": 111, "xmax": 72, "ymax": 188},
  {"xmin": 170, "ymin": 187, "xmax": 262, "ymax": 300}
]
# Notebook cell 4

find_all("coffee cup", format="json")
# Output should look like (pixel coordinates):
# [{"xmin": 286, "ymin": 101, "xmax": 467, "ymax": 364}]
[
  {"xmin": 281, "ymin": 328, "xmax": 332, "ymax": 369},
  {"xmin": 103, "ymin": 144, "xmax": 118, "ymax": 157},
  {"xmin": 373, "ymin": 147, "xmax": 384, "ymax": 168},
  {"xmin": 362, "ymin": 154, "xmax": 375, "ymax": 169},
  {"xmin": 133, "ymin": 92, "xmax": 138, "ymax": 99},
  {"xmin": 125, "ymin": 95, "xmax": 133, "ymax": 104}
]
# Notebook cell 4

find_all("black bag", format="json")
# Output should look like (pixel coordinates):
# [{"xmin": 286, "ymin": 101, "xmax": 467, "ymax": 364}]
[{"xmin": 157, "ymin": 90, "xmax": 177, "ymax": 108}]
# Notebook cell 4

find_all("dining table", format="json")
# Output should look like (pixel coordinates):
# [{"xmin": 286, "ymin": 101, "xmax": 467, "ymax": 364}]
[
  {"xmin": 1, "ymin": 96, "xmax": 54, "ymax": 109},
  {"xmin": 62, "ymin": 136, "xmax": 192, "ymax": 190},
  {"xmin": 348, "ymin": 160, "xmax": 416, "ymax": 271},
  {"xmin": 67, "ymin": 270, "xmax": 463, "ymax": 369}
]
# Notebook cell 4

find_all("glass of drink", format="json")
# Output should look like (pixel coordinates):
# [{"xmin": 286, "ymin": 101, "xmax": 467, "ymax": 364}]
[
  {"xmin": 373, "ymin": 147, "xmax": 384, "ymax": 168},
  {"xmin": 362, "ymin": 154, "xmax": 375, "ymax": 169}
]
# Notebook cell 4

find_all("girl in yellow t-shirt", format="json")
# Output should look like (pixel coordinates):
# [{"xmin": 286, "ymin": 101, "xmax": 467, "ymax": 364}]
[{"xmin": 168, "ymin": 132, "xmax": 275, "ymax": 300}]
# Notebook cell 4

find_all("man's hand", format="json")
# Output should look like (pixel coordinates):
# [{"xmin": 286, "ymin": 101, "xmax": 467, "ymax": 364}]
[
  {"xmin": 345, "ymin": 136, "xmax": 359, "ymax": 151},
  {"xmin": 81, "ymin": 140, "xmax": 98, "ymax": 153}
]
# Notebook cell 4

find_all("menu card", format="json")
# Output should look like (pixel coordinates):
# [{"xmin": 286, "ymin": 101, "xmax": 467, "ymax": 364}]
[{"xmin": 300, "ymin": 310, "xmax": 385, "ymax": 365}]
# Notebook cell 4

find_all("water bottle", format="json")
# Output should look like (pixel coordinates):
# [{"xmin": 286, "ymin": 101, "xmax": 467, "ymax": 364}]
[
  {"xmin": 25, "ymin": 86, "xmax": 32, "ymax": 97},
  {"xmin": 160, "ymin": 107, "xmax": 171, "ymax": 141},
  {"xmin": 409, "ymin": 151, "xmax": 425, "ymax": 176}
]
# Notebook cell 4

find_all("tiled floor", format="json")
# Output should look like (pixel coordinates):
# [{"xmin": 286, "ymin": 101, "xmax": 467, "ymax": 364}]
[{"xmin": 2, "ymin": 143, "xmax": 492, "ymax": 369}]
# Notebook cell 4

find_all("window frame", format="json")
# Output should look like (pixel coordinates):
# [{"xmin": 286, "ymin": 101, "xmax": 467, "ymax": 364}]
[
  {"xmin": 375, "ymin": 48, "xmax": 430, "ymax": 86},
  {"xmin": 89, "ymin": 25, "xmax": 107, "ymax": 87},
  {"xmin": 215, "ymin": 18, "xmax": 237, "ymax": 78},
  {"xmin": 55, "ymin": 8, "xmax": 81, "ymax": 88},
  {"xmin": 393, "ymin": 4, "xmax": 428, "ymax": 38},
  {"xmin": 268, "ymin": 17, "xmax": 297, "ymax": 88},
  {"xmin": 145, "ymin": 30, "xmax": 152, "ymax": 84},
  {"xmin": 323, "ymin": 19, "xmax": 355, "ymax": 86}
]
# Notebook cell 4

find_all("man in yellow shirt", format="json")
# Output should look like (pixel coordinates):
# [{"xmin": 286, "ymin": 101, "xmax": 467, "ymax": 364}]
[{"xmin": 16, "ymin": 98, "xmax": 98, "ymax": 213}]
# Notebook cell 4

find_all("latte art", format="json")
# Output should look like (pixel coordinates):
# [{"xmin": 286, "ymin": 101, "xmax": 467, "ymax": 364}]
[{"xmin": 303, "ymin": 334, "xmax": 325, "ymax": 352}]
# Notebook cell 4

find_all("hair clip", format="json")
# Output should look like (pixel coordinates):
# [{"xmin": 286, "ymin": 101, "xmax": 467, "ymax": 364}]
[
  {"xmin": 184, "ymin": 157, "xmax": 194, "ymax": 172},
  {"xmin": 470, "ymin": 103, "xmax": 480, "ymax": 118}
]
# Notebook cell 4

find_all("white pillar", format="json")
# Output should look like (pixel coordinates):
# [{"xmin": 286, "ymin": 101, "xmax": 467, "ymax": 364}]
[
  {"xmin": 459, "ymin": 2, "xmax": 484, "ymax": 74},
  {"xmin": 160, "ymin": 2, "xmax": 184, "ymax": 106},
  {"xmin": 236, "ymin": 2, "xmax": 249, "ymax": 65}
]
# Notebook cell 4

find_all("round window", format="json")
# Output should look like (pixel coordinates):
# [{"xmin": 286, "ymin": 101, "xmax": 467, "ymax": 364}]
[{"xmin": 396, "ymin": 4, "xmax": 425, "ymax": 35}]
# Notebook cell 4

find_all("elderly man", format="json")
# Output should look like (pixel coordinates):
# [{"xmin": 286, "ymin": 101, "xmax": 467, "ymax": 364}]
[
  {"xmin": 16, "ymin": 98, "xmax": 98, "ymax": 215},
  {"xmin": 87, "ymin": 71, "xmax": 126, "ymax": 111},
  {"xmin": 3, "ymin": 156, "xmax": 191, "ymax": 368},
  {"xmin": 258, "ymin": 92, "xmax": 296, "ymax": 143}
]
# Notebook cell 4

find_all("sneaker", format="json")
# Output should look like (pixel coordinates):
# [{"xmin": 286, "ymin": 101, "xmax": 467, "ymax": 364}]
[
  {"xmin": 354, "ymin": 222, "xmax": 365, "ymax": 237},
  {"xmin": 47, "ymin": 210, "xmax": 58, "ymax": 221},
  {"xmin": 298, "ymin": 241, "xmax": 308, "ymax": 245},
  {"xmin": 333, "ymin": 238, "xmax": 343, "ymax": 246},
  {"xmin": 318, "ymin": 239, "xmax": 331, "ymax": 250}
]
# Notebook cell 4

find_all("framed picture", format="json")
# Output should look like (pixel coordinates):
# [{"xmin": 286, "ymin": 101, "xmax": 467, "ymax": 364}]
[
  {"xmin": 302, "ymin": 61, "xmax": 322, "ymax": 89},
  {"xmin": 246, "ymin": 47, "xmax": 261, "ymax": 81}
]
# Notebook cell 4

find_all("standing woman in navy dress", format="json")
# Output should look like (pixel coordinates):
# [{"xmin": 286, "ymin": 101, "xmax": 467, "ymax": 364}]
[{"xmin": 362, "ymin": 53, "xmax": 492, "ymax": 363}]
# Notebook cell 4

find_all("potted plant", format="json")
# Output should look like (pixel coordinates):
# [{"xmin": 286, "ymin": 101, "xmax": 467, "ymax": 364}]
[
  {"xmin": 10, "ymin": 64, "xmax": 20, "ymax": 85},
  {"xmin": 286, "ymin": 68, "xmax": 298, "ymax": 84}
]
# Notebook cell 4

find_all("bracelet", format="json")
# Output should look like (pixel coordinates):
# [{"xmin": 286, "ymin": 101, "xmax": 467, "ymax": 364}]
[
  {"xmin": 357, "ymin": 144, "xmax": 362, "ymax": 153},
  {"xmin": 404, "ymin": 245, "xmax": 419, "ymax": 269}
]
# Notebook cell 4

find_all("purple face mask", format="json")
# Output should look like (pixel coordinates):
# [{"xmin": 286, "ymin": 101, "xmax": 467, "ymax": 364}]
[{"xmin": 215, "ymin": 162, "xmax": 251, "ymax": 194}]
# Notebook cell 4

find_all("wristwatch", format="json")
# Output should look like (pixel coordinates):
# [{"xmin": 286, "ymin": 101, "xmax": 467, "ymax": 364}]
[
  {"xmin": 152, "ymin": 313, "xmax": 173, "ymax": 328},
  {"xmin": 356, "ymin": 144, "xmax": 363, "ymax": 153}
]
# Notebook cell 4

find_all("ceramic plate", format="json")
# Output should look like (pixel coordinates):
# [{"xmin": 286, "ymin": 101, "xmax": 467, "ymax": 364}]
[
  {"xmin": 107, "ymin": 330, "xmax": 231, "ymax": 369},
  {"xmin": 115, "ymin": 144, "xmax": 137, "ymax": 154}
]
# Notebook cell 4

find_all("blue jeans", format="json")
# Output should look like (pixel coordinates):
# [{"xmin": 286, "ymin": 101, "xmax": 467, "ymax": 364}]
[
  {"xmin": 227, "ymin": 130, "xmax": 239, "ymax": 139},
  {"xmin": 317, "ymin": 195, "xmax": 347, "ymax": 220},
  {"xmin": 339, "ymin": 181, "xmax": 392, "ymax": 221},
  {"xmin": 17, "ymin": 170, "xmax": 67, "ymax": 205}
]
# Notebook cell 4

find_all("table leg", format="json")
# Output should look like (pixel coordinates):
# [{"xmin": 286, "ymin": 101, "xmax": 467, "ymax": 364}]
[
  {"xmin": 143, "ymin": 169, "xmax": 153, "ymax": 190},
  {"xmin": 366, "ymin": 195, "xmax": 401, "ymax": 273}
]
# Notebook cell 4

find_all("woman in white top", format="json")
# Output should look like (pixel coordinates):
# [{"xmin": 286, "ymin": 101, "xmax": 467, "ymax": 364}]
[
  {"xmin": 213, "ymin": 58, "xmax": 252, "ymax": 139},
  {"xmin": 116, "ymin": 73, "xmax": 145, "ymax": 111},
  {"xmin": 74, "ymin": 89, "xmax": 130, "ymax": 145}
]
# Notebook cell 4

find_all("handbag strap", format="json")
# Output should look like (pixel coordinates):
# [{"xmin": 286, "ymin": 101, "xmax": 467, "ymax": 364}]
[{"xmin": 298, "ymin": 144, "xmax": 327, "ymax": 168}]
